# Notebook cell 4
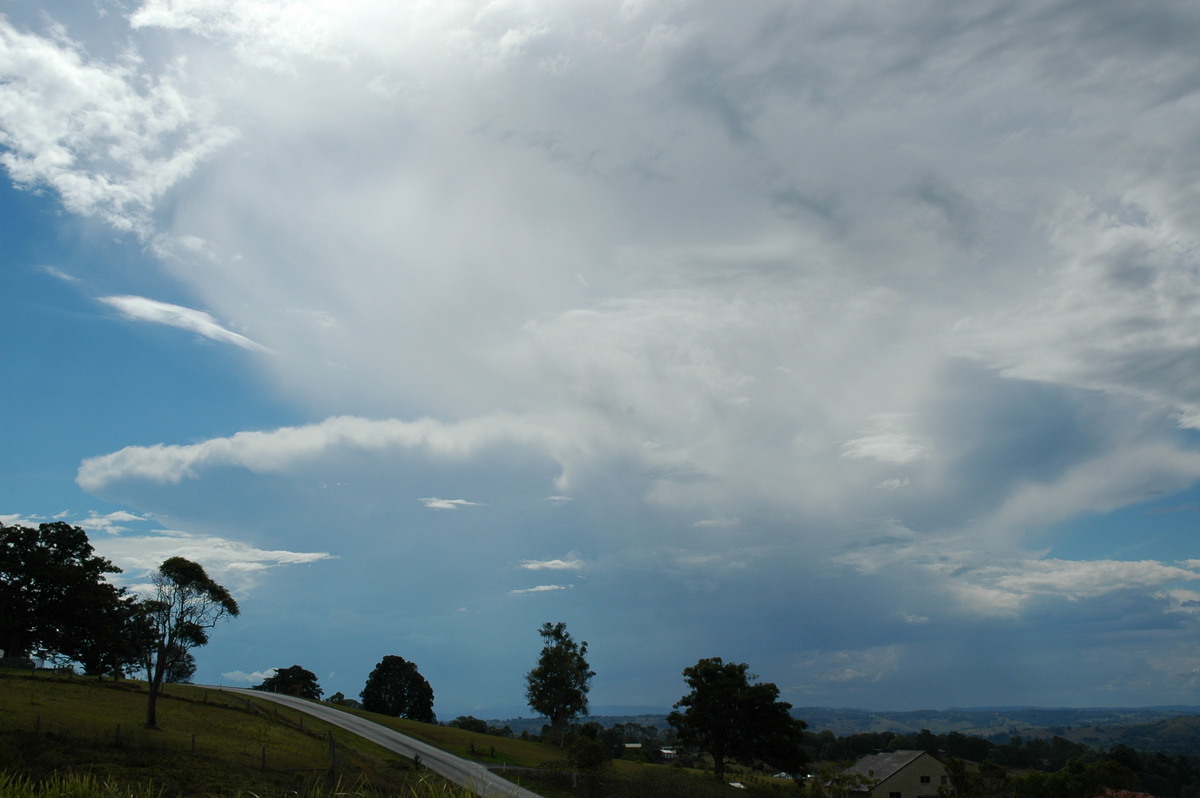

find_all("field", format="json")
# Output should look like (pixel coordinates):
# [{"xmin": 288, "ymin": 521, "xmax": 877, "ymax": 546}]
[
  {"xmin": 0, "ymin": 668, "xmax": 472, "ymax": 796},
  {"xmin": 0, "ymin": 669, "xmax": 796, "ymax": 797}
]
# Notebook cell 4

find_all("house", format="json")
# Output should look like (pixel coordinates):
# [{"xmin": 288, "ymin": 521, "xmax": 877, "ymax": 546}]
[{"xmin": 839, "ymin": 750, "xmax": 949, "ymax": 798}]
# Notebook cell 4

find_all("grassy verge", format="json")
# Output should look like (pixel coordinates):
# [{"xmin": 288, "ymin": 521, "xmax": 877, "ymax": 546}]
[{"xmin": 0, "ymin": 669, "xmax": 441, "ymax": 796}]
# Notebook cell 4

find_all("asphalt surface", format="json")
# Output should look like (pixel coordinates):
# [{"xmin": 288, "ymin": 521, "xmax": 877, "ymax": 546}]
[{"xmin": 209, "ymin": 686, "xmax": 543, "ymax": 798}]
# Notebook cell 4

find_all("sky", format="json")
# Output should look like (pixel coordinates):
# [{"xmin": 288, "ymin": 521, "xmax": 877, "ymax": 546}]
[{"xmin": 4, "ymin": 0, "xmax": 1200, "ymax": 720}]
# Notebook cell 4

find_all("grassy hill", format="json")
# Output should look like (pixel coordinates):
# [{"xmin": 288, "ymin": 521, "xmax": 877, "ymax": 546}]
[
  {"xmin": 0, "ymin": 668, "xmax": 563, "ymax": 796},
  {"xmin": 0, "ymin": 669, "xmax": 798, "ymax": 798}
]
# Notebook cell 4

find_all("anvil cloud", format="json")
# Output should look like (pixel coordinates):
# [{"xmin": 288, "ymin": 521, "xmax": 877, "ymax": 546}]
[{"xmin": 4, "ymin": 0, "xmax": 1200, "ymax": 715}]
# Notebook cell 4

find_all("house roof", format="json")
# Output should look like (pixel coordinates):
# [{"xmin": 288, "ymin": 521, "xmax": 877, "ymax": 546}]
[{"xmin": 843, "ymin": 750, "xmax": 939, "ymax": 784}]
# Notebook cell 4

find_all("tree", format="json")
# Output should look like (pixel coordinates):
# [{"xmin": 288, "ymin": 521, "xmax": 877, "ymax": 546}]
[
  {"xmin": 163, "ymin": 646, "xmax": 197, "ymax": 684},
  {"xmin": 667, "ymin": 657, "xmax": 807, "ymax": 782},
  {"xmin": 327, "ymin": 692, "xmax": 361, "ymax": 708},
  {"xmin": 449, "ymin": 716, "xmax": 490, "ymax": 734},
  {"xmin": 55, "ymin": 577, "xmax": 144, "ymax": 679},
  {"xmin": 254, "ymin": 665, "xmax": 323, "ymax": 699},
  {"xmin": 525, "ymin": 622, "xmax": 595, "ymax": 746},
  {"xmin": 140, "ymin": 557, "xmax": 239, "ymax": 728},
  {"xmin": 0, "ymin": 522, "xmax": 127, "ymax": 664},
  {"xmin": 360, "ymin": 655, "xmax": 435, "ymax": 722}
]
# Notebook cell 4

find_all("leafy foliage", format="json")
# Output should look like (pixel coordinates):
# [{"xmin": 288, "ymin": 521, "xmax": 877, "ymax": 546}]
[
  {"xmin": 360, "ymin": 655, "xmax": 435, "ymax": 722},
  {"xmin": 525, "ymin": 621, "xmax": 595, "ymax": 746},
  {"xmin": 254, "ymin": 665, "xmax": 323, "ymax": 699},
  {"xmin": 668, "ymin": 657, "xmax": 806, "ymax": 781},
  {"xmin": 140, "ymin": 557, "xmax": 239, "ymax": 727},
  {"xmin": 0, "ymin": 522, "xmax": 132, "ymax": 674}
]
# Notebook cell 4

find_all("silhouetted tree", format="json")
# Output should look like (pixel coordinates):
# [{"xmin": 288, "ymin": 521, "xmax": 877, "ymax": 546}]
[
  {"xmin": 0, "ymin": 522, "xmax": 127, "ymax": 665},
  {"xmin": 668, "ymin": 657, "xmax": 806, "ymax": 782},
  {"xmin": 449, "ymin": 716, "xmax": 489, "ymax": 734},
  {"xmin": 525, "ymin": 621, "xmax": 594, "ymax": 746},
  {"xmin": 140, "ymin": 557, "xmax": 239, "ymax": 727},
  {"xmin": 254, "ymin": 664, "xmax": 322, "ymax": 699},
  {"xmin": 360, "ymin": 655, "xmax": 435, "ymax": 722}
]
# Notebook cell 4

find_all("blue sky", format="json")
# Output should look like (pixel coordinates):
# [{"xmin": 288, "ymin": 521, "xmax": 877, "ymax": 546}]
[{"xmin": 5, "ymin": 0, "xmax": 1200, "ymax": 719}]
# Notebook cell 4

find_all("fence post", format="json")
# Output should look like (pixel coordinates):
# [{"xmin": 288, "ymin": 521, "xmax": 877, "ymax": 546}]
[
  {"xmin": 261, "ymin": 746, "xmax": 267, "ymax": 771},
  {"xmin": 328, "ymin": 731, "xmax": 337, "ymax": 782}
]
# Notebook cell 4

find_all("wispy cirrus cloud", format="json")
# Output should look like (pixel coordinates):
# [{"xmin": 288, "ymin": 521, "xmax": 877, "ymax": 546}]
[
  {"xmin": 509, "ymin": 584, "xmax": 572, "ymax": 596},
  {"xmin": 420, "ymin": 497, "xmax": 483, "ymax": 511},
  {"xmin": 93, "ymin": 528, "xmax": 334, "ymax": 594},
  {"xmin": 100, "ymin": 295, "xmax": 272, "ymax": 353},
  {"xmin": 79, "ymin": 510, "xmax": 149, "ymax": 535},
  {"xmin": 521, "ymin": 556, "xmax": 583, "ymax": 571}
]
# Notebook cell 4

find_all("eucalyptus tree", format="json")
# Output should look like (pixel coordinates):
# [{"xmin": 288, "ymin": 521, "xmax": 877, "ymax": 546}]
[
  {"xmin": 140, "ymin": 557, "xmax": 239, "ymax": 727},
  {"xmin": 525, "ymin": 621, "xmax": 594, "ymax": 746}
]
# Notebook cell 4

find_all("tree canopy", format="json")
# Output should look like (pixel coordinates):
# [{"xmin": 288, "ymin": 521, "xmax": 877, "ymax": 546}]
[
  {"xmin": 667, "ymin": 657, "xmax": 806, "ymax": 781},
  {"xmin": 141, "ymin": 556, "xmax": 239, "ymax": 727},
  {"xmin": 360, "ymin": 655, "xmax": 435, "ymax": 722},
  {"xmin": 525, "ymin": 621, "xmax": 595, "ymax": 746},
  {"xmin": 254, "ymin": 665, "xmax": 323, "ymax": 700},
  {"xmin": 0, "ymin": 522, "xmax": 128, "ymax": 668}
]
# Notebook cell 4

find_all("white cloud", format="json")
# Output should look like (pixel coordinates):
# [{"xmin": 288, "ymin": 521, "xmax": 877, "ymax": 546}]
[
  {"xmin": 693, "ymin": 517, "xmax": 740, "ymax": 529},
  {"xmin": 420, "ymin": 497, "xmax": 483, "ymax": 511},
  {"xmin": 521, "ymin": 556, "xmax": 584, "ymax": 571},
  {"xmin": 842, "ymin": 415, "xmax": 928, "ymax": 465},
  {"xmin": 1, "ymin": 513, "xmax": 42, "ymax": 526},
  {"xmin": 92, "ymin": 528, "xmax": 334, "ymax": 594},
  {"xmin": 987, "ymin": 559, "xmax": 1200, "ymax": 601},
  {"xmin": 0, "ymin": 15, "xmax": 236, "ymax": 232},
  {"xmin": 1158, "ymin": 589, "xmax": 1200, "ymax": 615},
  {"xmin": 80, "ymin": 510, "xmax": 150, "ymax": 535},
  {"xmin": 509, "ymin": 584, "xmax": 572, "ymax": 595},
  {"xmin": 221, "ymin": 669, "xmax": 275, "ymax": 684},
  {"xmin": 100, "ymin": 295, "xmax": 272, "ymax": 353},
  {"xmin": 10, "ymin": 0, "xmax": 1200, "ymax": 708},
  {"xmin": 76, "ymin": 414, "xmax": 570, "ymax": 492},
  {"xmin": 39, "ymin": 265, "xmax": 79, "ymax": 283}
]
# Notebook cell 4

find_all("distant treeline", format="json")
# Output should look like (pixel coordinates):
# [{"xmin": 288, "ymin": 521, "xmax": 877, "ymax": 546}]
[{"xmin": 807, "ymin": 728, "xmax": 1200, "ymax": 798}]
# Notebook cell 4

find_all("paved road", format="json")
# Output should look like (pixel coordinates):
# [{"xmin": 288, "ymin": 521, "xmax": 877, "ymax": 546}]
[{"xmin": 209, "ymin": 687, "xmax": 543, "ymax": 798}]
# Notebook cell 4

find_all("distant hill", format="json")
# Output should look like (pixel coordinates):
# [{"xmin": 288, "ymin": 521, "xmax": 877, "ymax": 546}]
[
  {"xmin": 791, "ymin": 706, "xmax": 1200, "ymax": 758},
  {"xmin": 482, "ymin": 706, "xmax": 1200, "ymax": 758},
  {"xmin": 792, "ymin": 706, "xmax": 1200, "ymax": 737}
]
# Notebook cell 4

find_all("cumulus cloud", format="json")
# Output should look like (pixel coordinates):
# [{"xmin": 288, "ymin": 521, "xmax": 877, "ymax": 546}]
[
  {"xmin": 100, "ymin": 295, "xmax": 272, "ymax": 353},
  {"xmin": 221, "ymin": 669, "xmax": 275, "ymax": 684},
  {"xmin": 10, "ymin": 0, "xmax": 1200, "ymax": 707},
  {"xmin": 0, "ymin": 14, "xmax": 236, "ymax": 232}
]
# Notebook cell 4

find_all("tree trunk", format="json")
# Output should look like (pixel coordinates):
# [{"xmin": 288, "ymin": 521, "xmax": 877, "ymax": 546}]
[
  {"xmin": 712, "ymin": 748, "xmax": 726, "ymax": 782},
  {"xmin": 145, "ymin": 681, "xmax": 160, "ymax": 728},
  {"xmin": 145, "ymin": 650, "xmax": 165, "ymax": 728}
]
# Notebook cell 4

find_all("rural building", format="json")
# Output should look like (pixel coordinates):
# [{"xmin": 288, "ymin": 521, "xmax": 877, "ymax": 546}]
[{"xmin": 840, "ymin": 750, "xmax": 948, "ymax": 797}]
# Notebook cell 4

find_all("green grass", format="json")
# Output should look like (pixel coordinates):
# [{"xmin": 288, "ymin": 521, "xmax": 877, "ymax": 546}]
[
  {"xmin": 0, "ymin": 669, "xmax": 449, "ymax": 796},
  {"xmin": 0, "ymin": 669, "xmax": 797, "ymax": 798}
]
